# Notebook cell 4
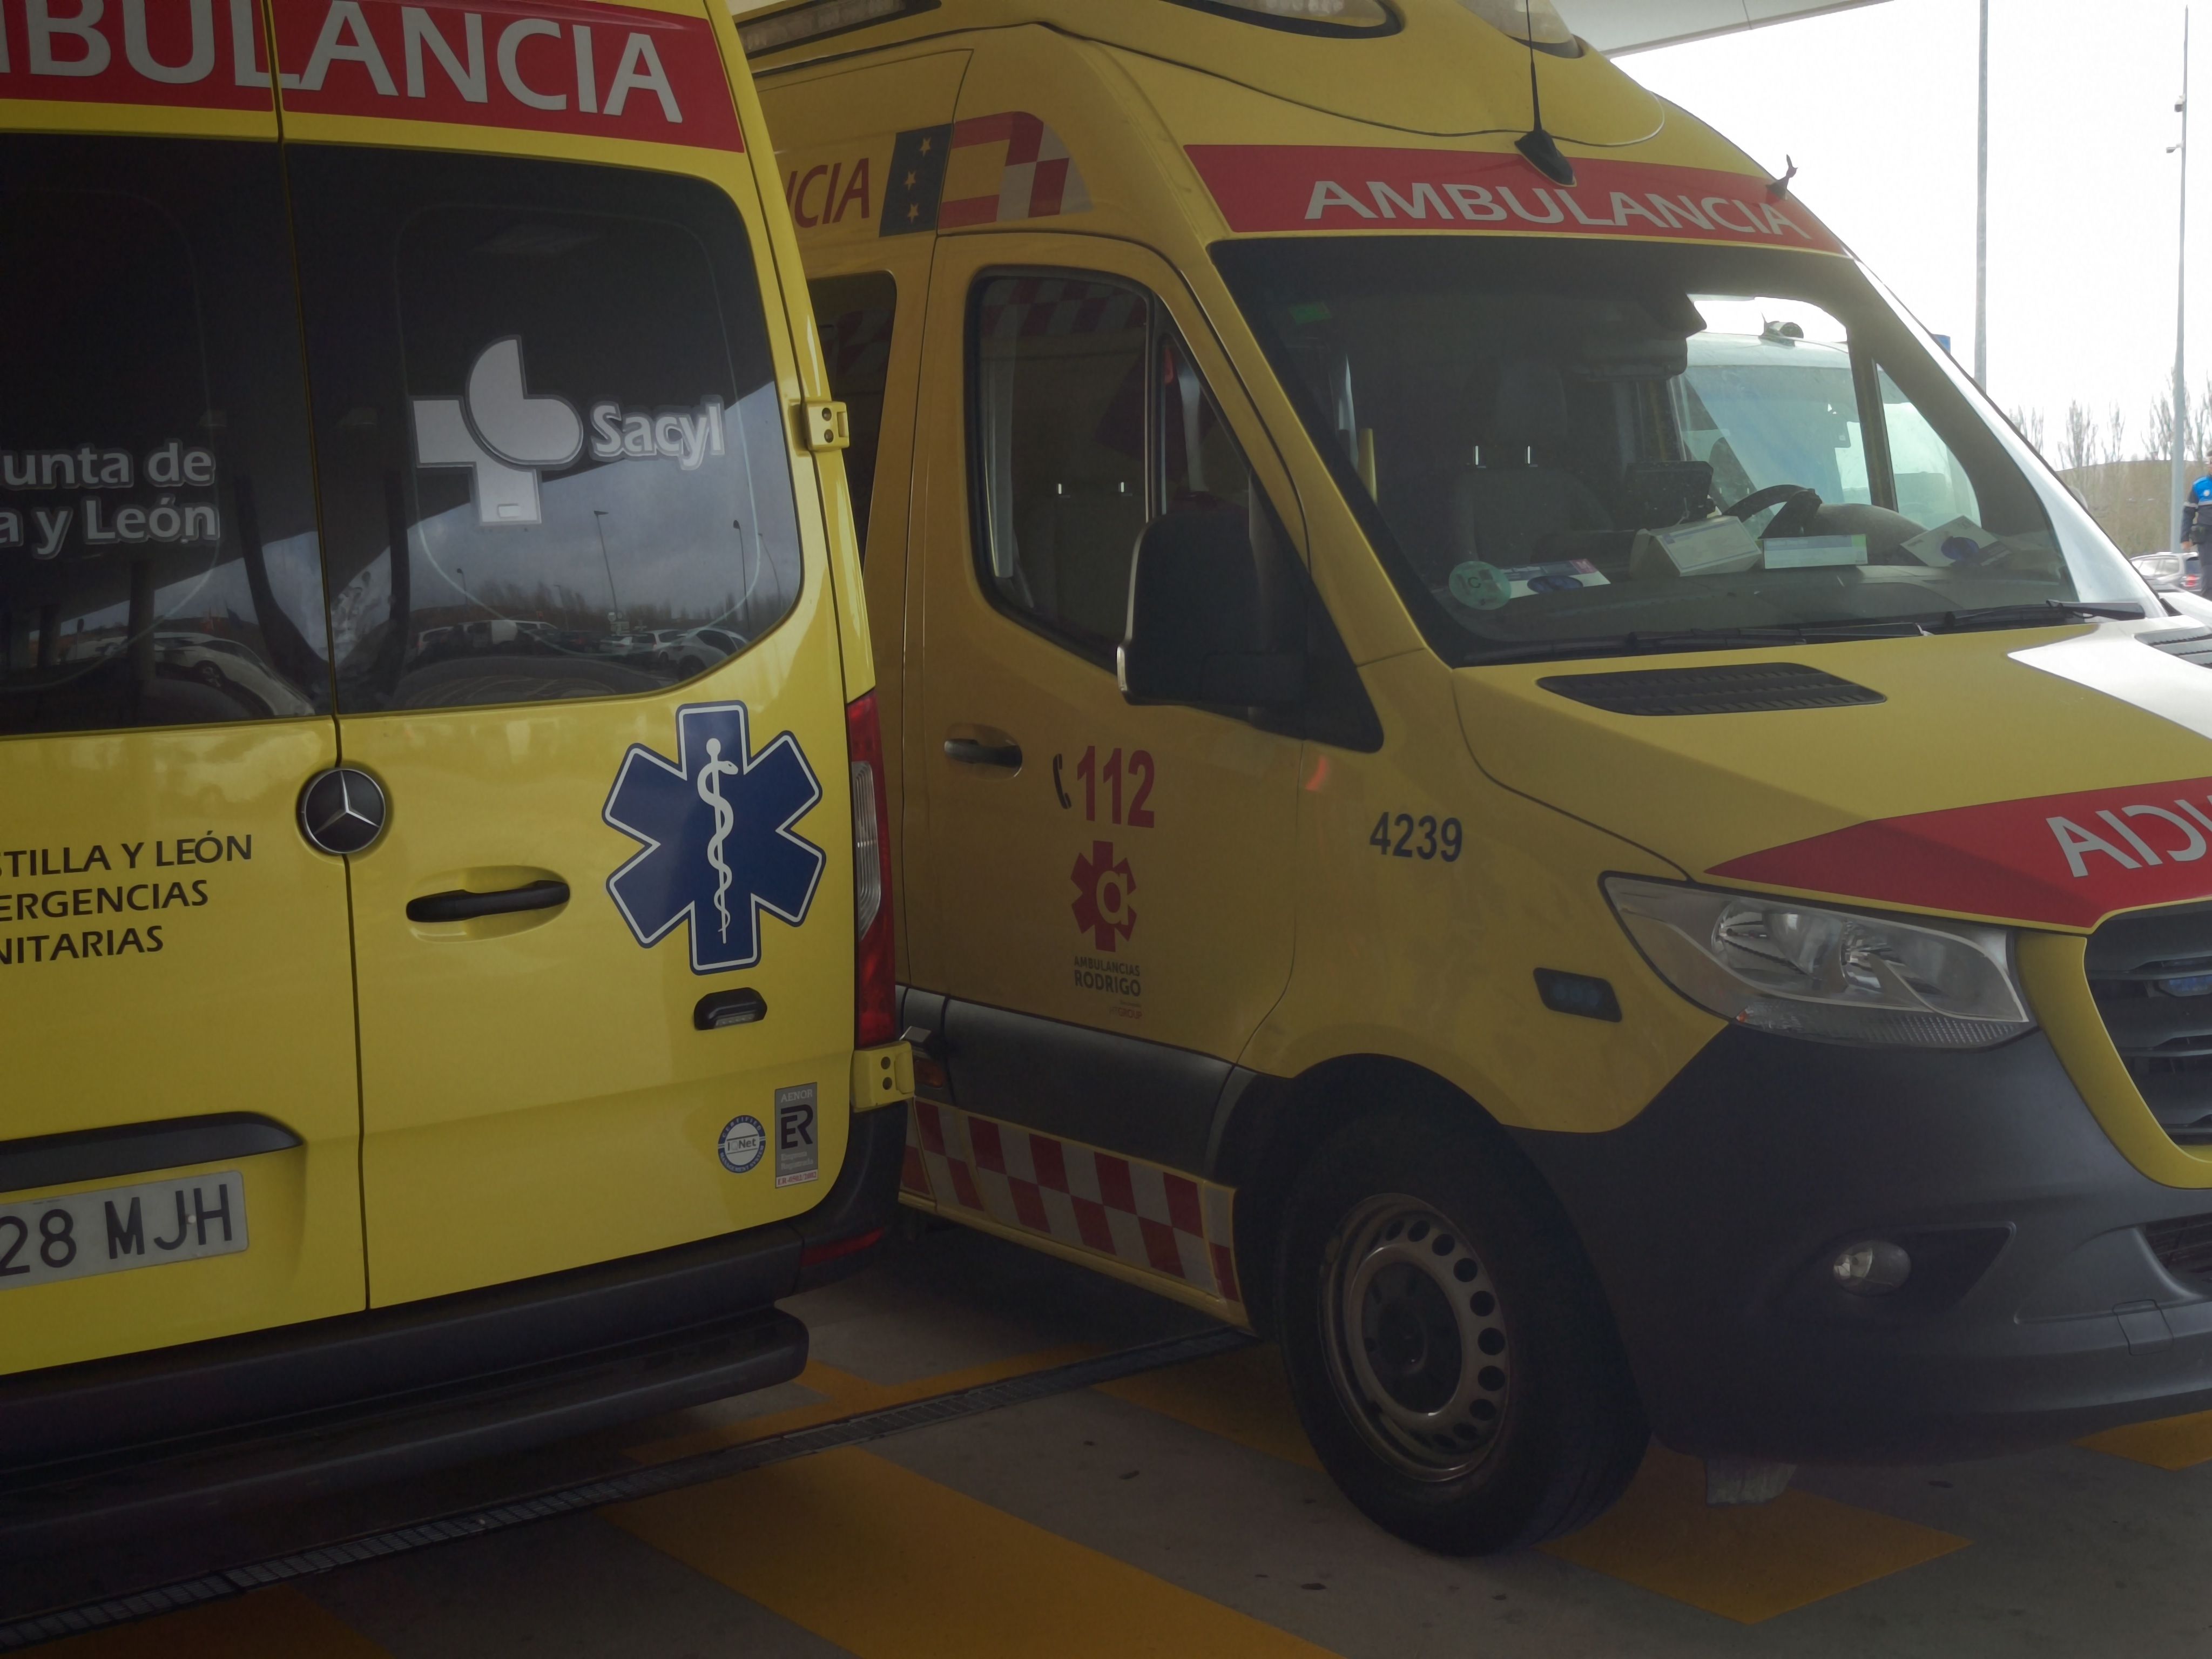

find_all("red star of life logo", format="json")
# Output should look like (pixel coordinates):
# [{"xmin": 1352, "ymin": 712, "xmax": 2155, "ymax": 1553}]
[{"xmin": 1070, "ymin": 839, "xmax": 1136, "ymax": 953}]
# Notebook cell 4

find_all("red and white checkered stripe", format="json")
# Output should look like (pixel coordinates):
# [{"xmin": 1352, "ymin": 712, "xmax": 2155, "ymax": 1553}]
[
  {"xmin": 902, "ymin": 1099, "xmax": 1242, "ymax": 1309},
  {"xmin": 976, "ymin": 277, "xmax": 1146, "ymax": 344},
  {"xmin": 940, "ymin": 111, "xmax": 1092, "ymax": 230}
]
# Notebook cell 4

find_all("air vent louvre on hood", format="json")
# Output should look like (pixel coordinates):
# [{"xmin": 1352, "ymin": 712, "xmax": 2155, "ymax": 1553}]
[
  {"xmin": 2140, "ymin": 628, "xmax": 2212, "ymax": 668},
  {"xmin": 1537, "ymin": 662, "xmax": 1885, "ymax": 716}
]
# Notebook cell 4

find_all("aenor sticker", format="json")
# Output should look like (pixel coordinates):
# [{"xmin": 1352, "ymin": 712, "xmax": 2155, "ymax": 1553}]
[
  {"xmin": 718, "ymin": 1115, "xmax": 766, "ymax": 1175},
  {"xmin": 774, "ymin": 1083, "xmax": 819, "ymax": 1188}
]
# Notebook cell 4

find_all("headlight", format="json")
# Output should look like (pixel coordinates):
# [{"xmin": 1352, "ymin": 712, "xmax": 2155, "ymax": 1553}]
[{"xmin": 1604, "ymin": 877, "xmax": 2034, "ymax": 1049}]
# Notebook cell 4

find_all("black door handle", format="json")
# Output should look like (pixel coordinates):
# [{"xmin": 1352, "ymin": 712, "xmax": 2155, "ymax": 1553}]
[
  {"xmin": 406, "ymin": 880, "xmax": 570, "ymax": 923},
  {"xmin": 945, "ymin": 738, "xmax": 1022, "ymax": 769}
]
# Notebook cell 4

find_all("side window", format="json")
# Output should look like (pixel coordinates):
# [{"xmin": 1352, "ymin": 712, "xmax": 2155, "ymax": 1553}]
[
  {"xmin": 288, "ymin": 147, "xmax": 804, "ymax": 714},
  {"xmin": 1879, "ymin": 368, "xmax": 1982, "ymax": 529},
  {"xmin": 1, "ymin": 137, "xmax": 331, "ymax": 738},
  {"xmin": 810, "ymin": 274, "xmax": 898, "ymax": 556},
  {"xmin": 969, "ymin": 273, "xmax": 1256, "ymax": 660}
]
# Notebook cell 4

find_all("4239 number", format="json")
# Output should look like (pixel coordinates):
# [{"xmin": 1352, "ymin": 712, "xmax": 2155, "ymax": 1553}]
[{"xmin": 1371, "ymin": 812, "xmax": 1463, "ymax": 864}]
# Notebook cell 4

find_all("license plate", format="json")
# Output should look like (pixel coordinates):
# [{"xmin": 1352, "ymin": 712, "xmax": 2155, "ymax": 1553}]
[{"xmin": 0, "ymin": 1170, "xmax": 248, "ymax": 1291}]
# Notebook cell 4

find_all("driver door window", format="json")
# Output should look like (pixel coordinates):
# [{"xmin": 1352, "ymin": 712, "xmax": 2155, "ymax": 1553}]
[{"xmin": 970, "ymin": 275, "xmax": 1256, "ymax": 662}]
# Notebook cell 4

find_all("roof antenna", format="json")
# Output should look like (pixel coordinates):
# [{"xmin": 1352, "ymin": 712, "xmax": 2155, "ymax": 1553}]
[
  {"xmin": 1768, "ymin": 155, "xmax": 1800, "ymax": 200},
  {"xmin": 1513, "ymin": 0, "xmax": 1577, "ymax": 187}
]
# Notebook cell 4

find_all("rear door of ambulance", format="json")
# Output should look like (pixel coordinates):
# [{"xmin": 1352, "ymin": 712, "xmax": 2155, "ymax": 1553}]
[
  {"xmin": 268, "ymin": 0, "xmax": 859, "ymax": 1305},
  {"xmin": 0, "ymin": 14, "xmax": 365, "ymax": 1373}
]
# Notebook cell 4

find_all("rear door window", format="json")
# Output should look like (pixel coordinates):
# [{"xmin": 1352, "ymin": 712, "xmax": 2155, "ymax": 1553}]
[
  {"xmin": 287, "ymin": 146, "xmax": 804, "ymax": 713},
  {"xmin": 0, "ymin": 137, "xmax": 331, "ymax": 737}
]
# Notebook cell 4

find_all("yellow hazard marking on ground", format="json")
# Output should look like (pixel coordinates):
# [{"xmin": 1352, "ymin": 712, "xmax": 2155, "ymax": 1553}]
[
  {"xmin": 1541, "ymin": 1447, "xmax": 1969, "ymax": 1624},
  {"xmin": 610, "ymin": 1446, "xmax": 1343, "ymax": 1659},
  {"xmin": 2079, "ymin": 1408, "xmax": 2212, "ymax": 1469},
  {"xmin": 1095, "ymin": 1343, "xmax": 1324, "ymax": 1472},
  {"xmin": 628, "ymin": 1344, "xmax": 1099, "ymax": 1464},
  {"xmin": 39, "ymin": 1586, "xmax": 390, "ymax": 1659}
]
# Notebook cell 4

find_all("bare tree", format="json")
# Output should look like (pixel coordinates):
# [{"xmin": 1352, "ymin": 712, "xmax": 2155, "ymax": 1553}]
[
  {"xmin": 2193, "ymin": 376, "xmax": 2212, "ymax": 470},
  {"xmin": 2102, "ymin": 404, "xmax": 2129, "ymax": 469},
  {"xmin": 2009, "ymin": 406, "xmax": 2049, "ymax": 457},
  {"xmin": 2150, "ymin": 387, "xmax": 2180, "ymax": 463},
  {"xmin": 2059, "ymin": 400, "xmax": 2098, "ymax": 472}
]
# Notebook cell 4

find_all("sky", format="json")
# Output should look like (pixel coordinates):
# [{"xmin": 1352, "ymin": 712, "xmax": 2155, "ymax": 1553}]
[{"xmin": 1624, "ymin": 0, "xmax": 2202, "ymax": 463}]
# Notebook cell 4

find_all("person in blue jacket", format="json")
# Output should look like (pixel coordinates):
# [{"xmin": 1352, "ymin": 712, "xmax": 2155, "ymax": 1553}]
[{"xmin": 2188, "ymin": 466, "xmax": 2212, "ymax": 550}]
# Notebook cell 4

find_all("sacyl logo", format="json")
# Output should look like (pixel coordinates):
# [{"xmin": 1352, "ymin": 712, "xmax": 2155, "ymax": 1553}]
[
  {"xmin": 603, "ymin": 703, "xmax": 825, "ymax": 975},
  {"xmin": 413, "ymin": 337, "xmax": 582, "ymax": 527}
]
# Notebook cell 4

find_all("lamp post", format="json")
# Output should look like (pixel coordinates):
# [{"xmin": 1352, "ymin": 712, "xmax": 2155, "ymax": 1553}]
[
  {"xmin": 1974, "ymin": 0, "xmax": 1989, "ymax": 389},
  {"xmin": 594, "ymin": 510, "xmax": 624, "ymax": 633},
  {"xmin": 2174, "ymin": 9, "xmax": 2195, "ymax": 558}
]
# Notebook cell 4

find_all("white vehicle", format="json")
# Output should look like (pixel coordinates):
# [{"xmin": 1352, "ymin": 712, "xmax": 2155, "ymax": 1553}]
[
  {"xmin": 657, "ymin": 625, "xmax": 748, "ymax": 678},
  {"xmin": 1678, "ymin": 325, "xmax": 1980, "ymax": 532},
  {"xmin": 153, "ymin": 630, "xmax": 316, "ymax": 718}
]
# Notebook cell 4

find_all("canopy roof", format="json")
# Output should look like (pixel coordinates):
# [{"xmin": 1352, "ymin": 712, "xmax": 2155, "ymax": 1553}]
[{"xmin": 1568, "ymin": 0, "xmax": 1894, "ymax": 55}]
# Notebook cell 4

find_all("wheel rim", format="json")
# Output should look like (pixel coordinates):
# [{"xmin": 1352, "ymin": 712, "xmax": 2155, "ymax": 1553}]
[{"xmin": 1319, "ymin": 1192, "xmax": 1512, "ymax": 1481}]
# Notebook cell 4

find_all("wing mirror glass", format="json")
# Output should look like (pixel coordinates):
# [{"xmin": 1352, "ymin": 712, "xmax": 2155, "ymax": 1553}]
[{"xmin": 1117, "ymin": 509, "xmax": 1306, "ymax": 709}]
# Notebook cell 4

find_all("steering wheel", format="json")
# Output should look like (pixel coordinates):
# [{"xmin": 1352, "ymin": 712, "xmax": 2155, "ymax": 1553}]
[{"xmin": 1726, "ymin": 483, "xmax": 1823, "ymax": 539}]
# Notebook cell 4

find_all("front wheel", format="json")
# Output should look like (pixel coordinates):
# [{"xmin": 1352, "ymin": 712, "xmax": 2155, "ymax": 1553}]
[{"xmin": 1277, "ymin": 1110, "xmax": 1646, "ymax": 1554}]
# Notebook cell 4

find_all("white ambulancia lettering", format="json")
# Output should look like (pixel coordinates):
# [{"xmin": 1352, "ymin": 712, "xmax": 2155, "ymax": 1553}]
[
  {"xmin": 271, "ymin": 0, "xmax": 689, "ymax": 127},
  {"xmin": 122, "ymin": 0, "xmax": 214, "ymax": 82},
  {"xmin": 1369, "ymin": 180, "xmax": 1449, "ymax": 220},
  {"xmin": 286, "ymin": 0, "xmax": 393, "ymax": 91},
  {"xmin": 602, "ymin": 29, "xmax": 675, "ymax": 121},
  {"xmin": 2123, "ymin": 804, "xmax": 2209, "ymax": 863},
  {"xmin": 412, "ymin": 337, "xmax": 582, "ymax": 526},
  {"xmin": 28, "ymin": 0, "xmax": 110, "ymax": 76},
  {"xmin": 2099, "ymin": 808, "xmax": 2165, "ymax": 867},
  {"xmin": 230, "ymin": 0, "xmax": 262, "ymax": 83},
  {"xmin": 496, "ymin": 15, "xmax": 559, "ymax": 108},
  {"xmin": 2049, "ymin": 815, "xmax": 2141, "ymax": 878},
  {"xmin": 402, "ymin": 5, "xmax": 483, "ymax": 100},
  {"xmin": 1304, "ymin": 180, "xmax": 1375, "ymax": 221}
]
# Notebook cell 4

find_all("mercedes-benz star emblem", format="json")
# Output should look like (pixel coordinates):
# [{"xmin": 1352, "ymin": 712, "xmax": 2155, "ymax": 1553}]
[{"xmin": 298, "ymin": 768, "xmax": 388, "ymax": 856}]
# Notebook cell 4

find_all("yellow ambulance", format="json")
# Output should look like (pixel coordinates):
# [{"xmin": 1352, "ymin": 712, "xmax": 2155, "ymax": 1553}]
[
  {"xmin": 0, "ymin": 0, "xmax": 907, "ymax": 1530},
  {"xmin": 752, "ymin": 0, "xmax": 2212, "ymax": 1553}
]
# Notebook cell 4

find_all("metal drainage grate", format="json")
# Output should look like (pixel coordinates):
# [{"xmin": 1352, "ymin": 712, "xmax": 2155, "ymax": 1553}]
[{"xmin": 0, "ymin": 1325, "xmax": 1255, "ymax": 1651}]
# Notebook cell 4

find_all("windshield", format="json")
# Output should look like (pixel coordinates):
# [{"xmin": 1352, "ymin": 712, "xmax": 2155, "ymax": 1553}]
[{"xmin": 1216, "ymin": 239, "xmax": 2150, "ymax": 663}]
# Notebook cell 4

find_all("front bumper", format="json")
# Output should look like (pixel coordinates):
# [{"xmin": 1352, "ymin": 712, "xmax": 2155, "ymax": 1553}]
[{"xmin": 1514, "ymin": 1028, "xmax": 2212, "ymax": 1464}]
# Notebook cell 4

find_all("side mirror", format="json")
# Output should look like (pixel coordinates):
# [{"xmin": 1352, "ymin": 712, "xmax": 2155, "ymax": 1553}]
[{"xmin": 1117, "ymin": 509, "xmax": 1306, "ymax": 708}]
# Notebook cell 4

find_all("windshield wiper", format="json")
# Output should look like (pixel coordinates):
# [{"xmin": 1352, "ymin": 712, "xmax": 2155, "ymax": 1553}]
[
  {"xmin": 1921, "ymin": 601, "xmax": 2146, "ymax": 634},
  {"xmin": 1464, "ymin": 604, "xmax": 2149, "ymax": 666},
  {"xmin": 1464, "ymin": 618, "xmax": 1924, "ymax": 666}
]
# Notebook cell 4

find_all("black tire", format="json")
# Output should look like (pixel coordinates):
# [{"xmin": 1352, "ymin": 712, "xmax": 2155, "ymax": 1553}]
[{"xmin": 1276, "ymin": 1107, "xmax": 1646, "ymax": 1554}]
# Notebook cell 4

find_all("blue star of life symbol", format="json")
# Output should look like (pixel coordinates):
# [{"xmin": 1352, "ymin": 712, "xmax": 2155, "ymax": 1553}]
[{"xmin": 603, "ymin": 702, "xmax": 826, "ymax": 975}]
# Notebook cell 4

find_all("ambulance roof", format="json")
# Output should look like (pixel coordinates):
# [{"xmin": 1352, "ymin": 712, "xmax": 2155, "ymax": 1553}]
[{"xmin": 746, "ymin": 0, "xmax": 1682, "ymax": 151}]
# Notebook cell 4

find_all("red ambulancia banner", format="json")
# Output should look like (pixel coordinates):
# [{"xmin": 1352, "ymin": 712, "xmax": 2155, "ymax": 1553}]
[
  {"xmin": 1188, "ymin": 145, "xmax": 1844, "ymax": 254},
  {"xmin": 1712, "ymin": 777, "xmax": 2212, "ymax": 930},
  {"xmin": 267, "ymin": 0, "xmax": 738, "ymax": 147},
  {"xmin": 0, "ymin": 0, "xmax": 275, "ymax": 112}
]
